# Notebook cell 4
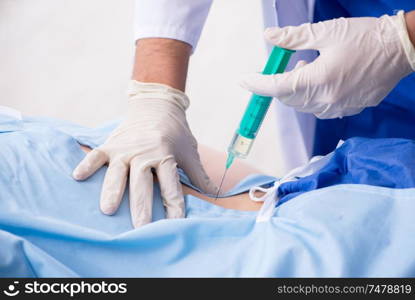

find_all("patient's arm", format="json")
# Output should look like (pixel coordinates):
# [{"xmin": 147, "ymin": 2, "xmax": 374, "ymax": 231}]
[{"xmin": 80, "ymin": 145, "xmax": 264, "ymax": 211}]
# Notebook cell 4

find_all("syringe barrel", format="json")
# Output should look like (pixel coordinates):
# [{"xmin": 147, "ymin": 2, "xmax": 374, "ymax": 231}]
[
  {"xmin": 228, "ymin": 132, "xmax": 254, "ymax": 159},
  {"xmin": 238, "ymin": 94, "xmax": 273, "ymax": 139},
  {"xmin": 231, "ymin": 47, "xmax": 294, "ymax": 158}
]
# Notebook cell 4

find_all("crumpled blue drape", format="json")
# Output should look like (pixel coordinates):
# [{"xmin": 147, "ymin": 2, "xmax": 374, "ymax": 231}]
[
  {"xmin": 0, "ymin": 114, "xmax": 414, "ymax": 277},
  {"xmin": 279, "ymin": 138, "xmax": 415, "ymax": 204}
]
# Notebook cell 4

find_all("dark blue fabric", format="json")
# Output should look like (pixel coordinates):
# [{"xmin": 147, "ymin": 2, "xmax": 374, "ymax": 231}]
[
  {"xmin": 312, "ymin": 0, "xmax": 415, "ymax": 156},
  {"xmin": 278, "ymin": 137, "xmax": 415, "ymax": 204}
]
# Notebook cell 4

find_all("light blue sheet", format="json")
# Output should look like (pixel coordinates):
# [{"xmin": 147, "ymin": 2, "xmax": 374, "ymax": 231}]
[{"xmin": 0, "ymin": 114, "xmax": 414, "ymax": 277}]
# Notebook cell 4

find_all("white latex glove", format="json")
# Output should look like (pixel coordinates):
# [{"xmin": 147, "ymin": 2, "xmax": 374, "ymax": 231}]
[
  {"xmin": 240, "ymin": 11, "xmax": 415, "ymax": 119},
  {"xmin": 73, "ymin": 80, "xmax": 217, "ymax": 228}
]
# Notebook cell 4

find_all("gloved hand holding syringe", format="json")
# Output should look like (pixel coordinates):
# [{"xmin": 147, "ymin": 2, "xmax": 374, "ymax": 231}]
[{"xmin": 215, "ymin": 47, "xmax": 295, "ymax": 199}]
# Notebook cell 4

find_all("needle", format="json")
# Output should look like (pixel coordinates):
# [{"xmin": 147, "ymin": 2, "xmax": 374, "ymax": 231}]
[
  {"xmin": 214, "ymin": 167, "xmax": 229, "ymax": 201},
  {"xmin": 214, "ymin": 153, "xmax": 235, "ymax": 201}
]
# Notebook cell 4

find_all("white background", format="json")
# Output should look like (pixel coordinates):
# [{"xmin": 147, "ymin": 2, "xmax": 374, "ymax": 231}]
[{"xmin": 0, "ymin": 0, "xmax": 285, "ymax": 176}]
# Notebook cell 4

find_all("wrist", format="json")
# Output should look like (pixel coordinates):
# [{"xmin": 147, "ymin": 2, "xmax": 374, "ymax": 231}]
[
  {"xmin": 127, "ymin": 80, "xmax": 190, "ymax": 111},
  {"xmin": 405, "ymin": 11, "xmax": 415, "ymax": 48},
  {"xmin": 132, "ymin": 38, "xmax": 191, "ymax": 92}
]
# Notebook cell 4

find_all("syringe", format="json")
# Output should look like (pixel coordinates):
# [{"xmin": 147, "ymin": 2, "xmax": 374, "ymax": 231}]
[{"xmin": 215, "ymin": 47, "xmax": 295, "ymax": 200}]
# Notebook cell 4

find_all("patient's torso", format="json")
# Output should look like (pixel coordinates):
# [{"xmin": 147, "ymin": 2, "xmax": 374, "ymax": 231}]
[{"xmin": 1, "ymin": 113, "xmax": 414, "ymax": 278}]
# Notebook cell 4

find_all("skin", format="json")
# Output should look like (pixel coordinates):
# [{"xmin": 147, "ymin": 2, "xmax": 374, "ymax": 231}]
[
  {"xmin": 406, "ymin": 11, "xmax": 415, "ymax": 47},
  {"xmin": 132, "ymin": 38, "xmax": 191, "ymax": 91},
  {"xmin": 80, "ymin": 145, "xmax": 265, "ymax": 211}
]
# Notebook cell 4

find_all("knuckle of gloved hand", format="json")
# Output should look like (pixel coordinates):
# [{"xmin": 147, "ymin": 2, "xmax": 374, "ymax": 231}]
[
  {"xmin": 98, "ymin": 144, "xmax": 120, "ymax": 158},
  {"xmin": 88, "ymin": 147, "xmax": 106, "ymax": 159},
  {"xmin": 312, "ymin": 68, "xmax": 332, "ymax": 87},
  {"xmin": 151, "ymin": 130, "xmax": 171, "ymax": 146},
  {"xmin": 317, "ymin": 96, "xmax": 337, "ymax": 105},
  {"xmin": 158, "ymin": 155, "xmax": 177, "ymax": 169}
]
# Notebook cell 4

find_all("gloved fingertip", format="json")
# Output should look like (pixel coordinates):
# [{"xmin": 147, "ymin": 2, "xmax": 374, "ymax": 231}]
[
  {"xmin": 295, "ymin": 60, "xmax": 308, "ymax": 69},
  {"xmin": 239, "ymin": 73, "xmax": 275, "ymax": 97},
  {"xmin": 166, "ymin": 208, "xmax": 184, "ymax": 219},
  {"xmin": 264, "ymin": 27, "xmax": 273, "ymax": 36},
  {"xmin": 100, "ymin": 206, "xmax": 115, "ymax": 216},
  {"xmin": 132, "ymin": 217, "xmax": 149, "ymax": 229},
  {"xmin": 100, "ymin": 199, "xmax": 119, "ymax": 215},
  {"xmin": 72, "ymin": 168, "xmax": 85, "ymax": 181},
  {"xmin": 204, "ymin": 180, "xmax": 219, "ymax": 196},
  {"xmin": 264, "ymin": 26, "xmax": 282, "ymax": 42},
  {"xmin": 239, "ymin": 73, "xmax": 263, "ymax": 89}
]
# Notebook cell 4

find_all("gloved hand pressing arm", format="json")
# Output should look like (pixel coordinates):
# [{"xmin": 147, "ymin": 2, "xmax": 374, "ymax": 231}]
[
  {"xmin": 241, "ymin": 11, "xmax": 415, "ymax": 119},
  {"xmin": 73, "ymin": 39, "xmax": 217, "ymax": 228}
]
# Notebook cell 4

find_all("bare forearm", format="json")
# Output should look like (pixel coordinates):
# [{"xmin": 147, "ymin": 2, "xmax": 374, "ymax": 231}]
[
  {"xmin": 132, "ymin": 38, "xmax": 192, "ymax": 91},
  {"xmin": 406, "ymin": 10, "xmax": 415, "ymax": 47}
]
